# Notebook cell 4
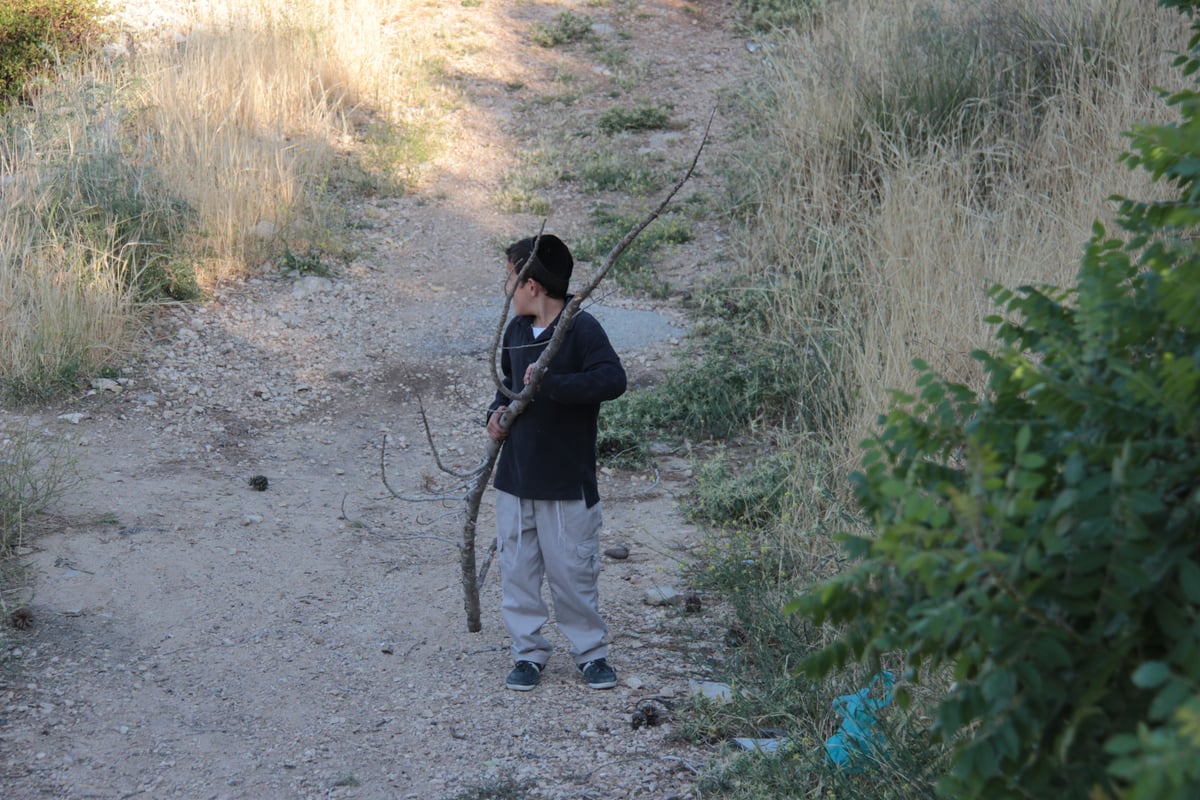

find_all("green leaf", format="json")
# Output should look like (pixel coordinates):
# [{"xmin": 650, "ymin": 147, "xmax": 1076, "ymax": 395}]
[
  {"xmin": 1180, "ymin": 559, "xmax": 1200, "ymax": 605},
  {"xmin": 1151, "ymin": 678, "xmax": 1194, "ymax": 722},
  {"xmin": 1132, "ymin": 661, "xmax": 1173, "ymax": 689},
  {"xmin": 1016, "ymin": 424, "xmax": 1032, "ymax": 453}
]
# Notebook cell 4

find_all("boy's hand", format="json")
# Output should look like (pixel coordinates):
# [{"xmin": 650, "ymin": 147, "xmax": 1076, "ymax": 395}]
[{"xmin": 487, "ymin": 407, "xmax": 509, "ymax": 441}]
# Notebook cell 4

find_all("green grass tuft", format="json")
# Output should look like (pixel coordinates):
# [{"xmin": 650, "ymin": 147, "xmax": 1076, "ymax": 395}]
[
  {"xmin": 529, "ymin": 11, "xmax": 592, "ymax": 48},
  {"xmin": 596, "ymin": 103, "xmax": 673, "ymax": 134}
]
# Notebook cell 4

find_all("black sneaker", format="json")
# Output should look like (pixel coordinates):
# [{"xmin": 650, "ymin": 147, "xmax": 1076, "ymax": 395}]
[
  {"xmin": 505, "ymin": 661, "xmax": 544, "ymax": 691},
  {"xmin": 579, "ymin": 658, "xmax": 617, "ymax": 690}
]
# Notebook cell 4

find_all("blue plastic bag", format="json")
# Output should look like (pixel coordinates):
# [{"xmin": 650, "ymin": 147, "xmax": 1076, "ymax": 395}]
[{"xmin": 825, "ymin": 670, "xmax": 894, "ymax": 769}]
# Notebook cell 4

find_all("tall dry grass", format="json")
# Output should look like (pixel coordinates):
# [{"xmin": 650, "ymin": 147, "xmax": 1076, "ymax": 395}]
[
  {"xmin": 127, "ymin": 0, "xmax": 445, "ymax": 282},
  {"xmin": 0, "ymin": 0, "xmax": 446, "ymax": 399},
  {"xmin": 0, "ymin": 215, "xmax": 138, "ymax": 400},
  {"xmin": 732, "ymin": 0, "xmax": 1187, "ymax": 484}
]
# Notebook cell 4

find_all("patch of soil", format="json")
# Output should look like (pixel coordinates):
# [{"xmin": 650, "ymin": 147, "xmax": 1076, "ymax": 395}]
[{"xmin": 1, "ymin": 2, "xmax": 755, "ymax": 797}]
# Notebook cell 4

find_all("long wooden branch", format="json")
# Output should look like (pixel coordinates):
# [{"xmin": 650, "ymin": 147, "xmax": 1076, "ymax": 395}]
[{"xmin": 458, "ymin": 111, "xmax": 714, "ymax": 632}]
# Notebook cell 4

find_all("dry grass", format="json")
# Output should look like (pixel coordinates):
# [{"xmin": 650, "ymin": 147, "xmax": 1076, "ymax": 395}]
[
  {"xmin": 0, "ymin": 0, "xmax": 448, "ymax": 398},
  {"xmin": 127, "ymin": 0, "xmax": 447, "ymax": 282},
  {"xmin": 0, "ymin": 213, "xmax": 141, "ymax": 400},
  {"xmin": 732, "ymin": 0, "xmax": 1187, "ymax": 480}
]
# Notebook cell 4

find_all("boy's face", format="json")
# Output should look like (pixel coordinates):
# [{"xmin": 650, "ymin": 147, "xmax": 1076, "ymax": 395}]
[{"xmin": 505, "ymin": 260, "xmax": 535, "ymax": 316}]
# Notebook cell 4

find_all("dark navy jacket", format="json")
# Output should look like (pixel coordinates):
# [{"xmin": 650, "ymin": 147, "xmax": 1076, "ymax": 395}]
[{"xmin": 489, "ymin": 300, "xmax": 626, "ymax": 507}]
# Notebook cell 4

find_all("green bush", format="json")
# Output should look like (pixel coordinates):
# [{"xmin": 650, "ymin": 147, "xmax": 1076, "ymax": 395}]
[
  {"xmin": 528, "ymin": 10, "xmax": 591, "ymax": 48},
  {"xmin": 0, "ymin": 0, "xmax": 108, "ymax": 112},
  {"xmin": 574, "ymin": 205, "xmax": 691, "ymax": 295},
  {"xmin": 598, "ymin": 318, "xmax": 806, "ymax": 461},
  {"xmin": 35, "ymin": 147, "xmax": 201, "ymax": 302},
  {"xmin": 689, "ymin": 449, "xmax": 794, "ymax": 528},
  {"xmin": 793, "ymin": 2, "xmax": 1200, "ymax": 796},
  {"xmin": 596, "ymin": 103, "xmax": 673, "ymax": 134},
  {"xmin": 734, "ymin": 0, "xmax": 825, "ymax": 32},
  {"xmin": 597, "ymin": 276, "xmax": 819, "ymax": 468}
]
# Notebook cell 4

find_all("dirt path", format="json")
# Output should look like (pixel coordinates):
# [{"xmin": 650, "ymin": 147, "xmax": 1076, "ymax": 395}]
[{"xmin": 1, "ymin": 2, "xmax": 753, "ymax": 797}]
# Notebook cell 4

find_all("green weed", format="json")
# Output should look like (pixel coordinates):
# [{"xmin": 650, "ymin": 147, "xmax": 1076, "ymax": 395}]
[
  {"xmin": 497, "ymin": 144, "xmax": 563, "ymax": 215},
  {"xmin": 596, "ymin": 103, "xmax": 673, "ymax": 134},
  {"xmin": 529, "ymin": 11, "xmax": 593, "ymax": 48},
  {"xmin": 573, "ymin": 205, "xmax": 690, "ymax": 295},
  {"xmin": 734, "ymin": 0, "xmax": 826, "ymax": 32},
  {"xmin": 689, "ymin": 449, "xmax": 793, "ymax": 528},
  {"xmin": 0, "ymin": 423, "xmax": 76, "ymax": 647},
  {"xmin": 277, "ymin": 245, "xmax": 334, "ymax": 277},
  {"xmin": 574, "ymin": 150, "xmax": 667, "ymax": 195},
  {"xmin": 446, "ymin": 774, "xmax": 534, "ymax": 800},
  {"xmin": 598, "ymin": 295, "xmax": 810, "ymax": 468},
  {"xmin": 32, "ymin": 146, "xmax": 200, "ymax": 302}
]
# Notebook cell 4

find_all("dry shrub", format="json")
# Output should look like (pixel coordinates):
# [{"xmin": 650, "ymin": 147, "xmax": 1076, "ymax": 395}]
[
  {"xmin": 0, "ymin": 0, "xmax": 448, "ymax": 396},
  {"xmin": 127, "ymin": 0, "xmax": 446, "ymax": 284},
  {"xmin": 0, "ymin": 214, "xmax": 139, "ymax": 401},
  {"xmin": 732, "ymin": 0, "xmax": 1187, "ymax": 480}
]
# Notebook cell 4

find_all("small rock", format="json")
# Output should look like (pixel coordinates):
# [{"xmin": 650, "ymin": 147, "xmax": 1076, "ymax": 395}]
[
  {"xmin": 732, "ymin": 737, "xmax": 791, "ymax": 753},
  {"xmin": 603, "ymin": 544, "xmax": 629, "ymax": 560},
  {"xmin": 644, "ymin": 586, "xmax": 683, "ymax": 606},
  {"xmin": 252, "ymin": 220, "xmax": 277, "ymax": 239},
  {"xmin": 689, "ymin": 680, "xmax": 734, "ymax": 704}
]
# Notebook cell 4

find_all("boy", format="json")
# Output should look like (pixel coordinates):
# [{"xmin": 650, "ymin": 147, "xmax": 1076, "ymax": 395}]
[{"xmin": 486, "ymin": 234, "xmax": 627, "ymax": 691}]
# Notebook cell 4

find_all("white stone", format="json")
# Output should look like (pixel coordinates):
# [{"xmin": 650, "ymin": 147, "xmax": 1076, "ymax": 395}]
[
  {"xmin": 689, "ymin": 680, "xmax": 734, "ymax": 703},
  {"xmin": 643, "ymin": 586, "xmax": 683, "ymax": 606}
]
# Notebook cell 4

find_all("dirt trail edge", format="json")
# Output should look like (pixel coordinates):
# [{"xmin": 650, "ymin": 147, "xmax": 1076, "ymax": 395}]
[{"xmin": 1, "ymin": 2, "xmax": 753, "ymax": 798}]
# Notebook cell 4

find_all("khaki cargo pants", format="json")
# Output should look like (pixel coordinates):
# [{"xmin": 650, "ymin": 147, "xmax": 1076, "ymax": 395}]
[{"xmin": 495, "ymin": 491, "xmax": 609, "ymax": 667}]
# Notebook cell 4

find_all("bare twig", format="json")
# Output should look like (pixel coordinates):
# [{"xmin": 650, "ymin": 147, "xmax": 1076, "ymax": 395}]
[
  {"xmin": 379, "ymin": 433, "xmax": 475, "ymax": 504},
  {"xmin": 416, "ymin": 394, "xmax": 489, "ymax": 480}
]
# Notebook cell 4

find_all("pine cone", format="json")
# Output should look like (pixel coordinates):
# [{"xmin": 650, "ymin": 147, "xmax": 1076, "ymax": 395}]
[{"xmin": 10, "ymin": 607, "xmax": 33, "ymax": 630}]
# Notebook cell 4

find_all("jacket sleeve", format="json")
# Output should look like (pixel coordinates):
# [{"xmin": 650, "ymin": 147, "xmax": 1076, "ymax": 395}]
[{"xmin": 540, "ymin": 315, "xmax": 627, "ymax": 405}]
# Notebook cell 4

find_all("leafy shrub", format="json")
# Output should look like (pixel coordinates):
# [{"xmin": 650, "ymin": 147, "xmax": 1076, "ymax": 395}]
[
  {"xmin": 0, "ymin": 0, "xmax": 108, "ymax": 112},
  {"xmin": 598, "ymin": 311, "xmax": 809, "ymax": 467},
  {"xmin": 529, "ymin": 10, "xmax": 592, "ymax": 48},
  {"xmin": 794, "ymin": 3, "xmax": 1200, "ymax": 796},
  {"xmin": 596, "ymin": 103, "xmax": 673, "ymax": 134},
  {"xmin": 574, "ymin": 205, "xmax": 690, "ymax": 295},
  {"xmin": 734, "ymin": 0, "xmax": 825, "ymax": 32},
  {"xmin": 689, "ymin": 449, "xmax": 794, "ymax": 527}
]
